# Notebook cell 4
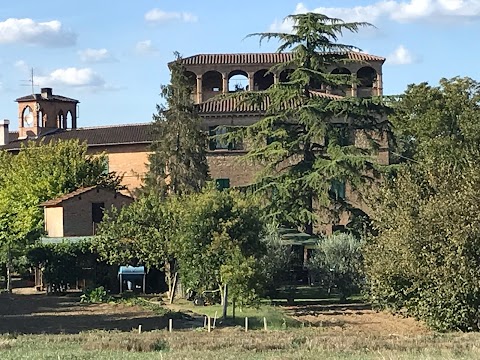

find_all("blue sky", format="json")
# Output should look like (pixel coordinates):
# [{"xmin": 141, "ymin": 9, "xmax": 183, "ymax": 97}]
[{"xmin": 1, "ymin": 0, "xmax": 479, "ymax": 130}]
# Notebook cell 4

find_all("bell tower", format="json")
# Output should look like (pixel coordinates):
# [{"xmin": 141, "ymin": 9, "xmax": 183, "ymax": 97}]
[{"xmin": 16, "ymin": 87, "xmax": 79, "ymax": 138}]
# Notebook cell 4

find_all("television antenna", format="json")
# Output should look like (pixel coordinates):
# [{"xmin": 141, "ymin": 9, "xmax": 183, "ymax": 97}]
[{"xmin": 20, "ymin": 68, "xmax": 39, "ymax": 94}]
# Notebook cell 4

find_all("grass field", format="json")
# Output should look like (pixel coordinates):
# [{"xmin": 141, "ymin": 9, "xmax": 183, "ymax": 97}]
[
  {"xmin": 2, "ymin": 329, "xmax": 480, "ymax": 359},
  {"xmin": 1, "ymin": 288, "xmax": 478, "ymax": 359}
]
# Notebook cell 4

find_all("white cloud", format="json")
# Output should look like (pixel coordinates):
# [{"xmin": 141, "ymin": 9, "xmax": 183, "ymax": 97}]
[
  {"xmin": 78, "ymin": 48, "xmax": 115, "ymax": 63},
  {"xmin": 135, "ymin": 40, "xmax": 158, "ymax": 55},
  {"xmin": 145, "ymin": 8, "xmax": 198, "ymax": 23},
  {"xmin": 14, "ymin": 60, "xmax": 29, "ymax": 72},
  {"xmin": 386, "ymin": 45, "xmax": 416, "ymax": 65},
  {"xmin": 34, "ymin": 67, "xmax": 105, "ymax": 88},
  {"xmin": 270, "ymin": 1, "xmax": 480, "ymax": 31},
  {"xmin": 0, "ymin": 18, "xmax": 76, "ymax": 47}
]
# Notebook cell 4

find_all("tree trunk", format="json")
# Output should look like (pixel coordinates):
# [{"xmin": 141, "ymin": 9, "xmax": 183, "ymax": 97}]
[
  {"xmin": 222, "ymin": 284, "xmax": 228, "ymax": 319},
  {"xmin": 6, "ymin": 248, "xmax": 12, "ymax": 293}
]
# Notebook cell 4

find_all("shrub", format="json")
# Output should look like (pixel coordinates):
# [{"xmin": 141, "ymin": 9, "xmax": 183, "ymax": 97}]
[
  {"xmin": 80, "ymin": 286, "xmax": 112, "ymax": 304},
  {"xmin": 307, "ymin": 233, "xmax": 363, "ymax": 301}
]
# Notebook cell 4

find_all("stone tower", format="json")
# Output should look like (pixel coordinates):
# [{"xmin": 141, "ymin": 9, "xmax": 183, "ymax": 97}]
[{"xmin": 16, "ymin": 88, "xmax": 79, "ymax": 138}]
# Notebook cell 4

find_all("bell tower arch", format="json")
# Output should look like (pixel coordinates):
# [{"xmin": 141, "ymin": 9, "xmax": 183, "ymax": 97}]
[{"xmin": 16, "ymin": 87, "xmax": 79, "ymax": 138}]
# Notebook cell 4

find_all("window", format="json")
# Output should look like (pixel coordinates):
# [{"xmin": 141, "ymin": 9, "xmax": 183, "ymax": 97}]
[
  {"xmin": 329, "ymin": 180, "xmax": 346, "ymax": 200},
  {"xmin": 209, "ymin": 125, "xmax": 230, "ymax": 150},
  {"xmin": 215, "ymin": 178, "xmax": 230, "ymax": 191},
  {"xmin": 92, "ymin": 202, "xmax": 105, "ymax": 223}
]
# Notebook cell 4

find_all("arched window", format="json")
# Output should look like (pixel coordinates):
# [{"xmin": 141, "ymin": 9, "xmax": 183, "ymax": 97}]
[
  {"xmin": 279, "ymin": 69, "xmax": 294, "ymax": 83},
  {"xmin": 37, "ymin": 109, "xmax": 44, "ymax": 127},
  {"xmin": 22, "ymin": 106, "xmax": 34, "ymax": 127},
  {"xmin": 228, "ymin": 70, "xmax": 248, "ymax": 92},
  {"xmin": 253, "ymin": 69, "xmax": 274, "ymax": 90},
  {"xmin": 357, "ymin": 67, "xmax": 377, "ymax": 88},
  {"xmin": 202, "ymin": 71, "xmax": 222, "ymax": 101},
  {"xmin": 57, "ymin": 110, "xmax": 65, "ymax": 129},
  {"xmin": 66, "ymin": 111, "xmax": 73, "ymax": 129},
  {"xmin": 185, "ymin": 71, "xmax": 197, "ymax": 94},
  {"xmin": 330, "ymin": 67, "xmax": 352, "ymax": 96}
]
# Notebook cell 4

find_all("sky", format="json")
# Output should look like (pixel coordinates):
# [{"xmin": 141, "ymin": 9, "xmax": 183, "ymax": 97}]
[{"xmin": 1, "ymin": 0, "xmax": 479, "ymax": 130}]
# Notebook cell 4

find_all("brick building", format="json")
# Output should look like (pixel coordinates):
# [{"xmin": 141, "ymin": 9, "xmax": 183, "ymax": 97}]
[{"xmin": 0, "ymin": 52, "xmax": 388, "ymax": 207}]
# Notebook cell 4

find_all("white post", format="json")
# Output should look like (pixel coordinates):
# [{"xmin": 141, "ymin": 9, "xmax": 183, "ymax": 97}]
[
  {"xmin": 245, "ymin": 317, "xmax": 248, "ymax": 332},
  {"xmin": 168, "ymin": 319, "xmax": 173, "ymax": 332},
  {"xmin": 263, "ymin": 317, "xmax": 268, "ymax": 331}
]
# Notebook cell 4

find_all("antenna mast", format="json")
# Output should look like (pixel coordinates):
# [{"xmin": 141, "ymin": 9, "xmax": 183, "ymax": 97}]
[{"xmin": 21, "ymin": 68, "xmax": 38, "ymax": 94}]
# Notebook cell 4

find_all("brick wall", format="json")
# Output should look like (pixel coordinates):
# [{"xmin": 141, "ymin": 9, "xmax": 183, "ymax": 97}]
[
  {"xmin": 60, "ymin": 188, "xmax": 133, "ymax": 237},
  {"xmin": 88, "ymin": 144, "xmax": 150, "ymax": 193}
]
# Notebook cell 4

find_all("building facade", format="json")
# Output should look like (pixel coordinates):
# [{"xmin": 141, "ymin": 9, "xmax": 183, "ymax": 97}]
[{"xmin": 1, "ymin": 52, "xmax": 389, "ymax": 218}]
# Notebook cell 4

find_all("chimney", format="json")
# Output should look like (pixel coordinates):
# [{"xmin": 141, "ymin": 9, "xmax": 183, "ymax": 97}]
[
  {"xmin": 41, "ymin": 87, "xmax": 53, "ymax": 99},
  {"xmin": 0, "ymin": 119, "xmax": 9, "ymax": 146}
]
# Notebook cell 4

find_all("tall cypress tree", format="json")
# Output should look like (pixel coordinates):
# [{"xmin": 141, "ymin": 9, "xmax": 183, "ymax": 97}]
[
  {"xmin": 228, "ymin": 13, "xmax": 391, "ymax": 233},
  {"xmin": 145, "ymin": 53, "xmax": 209, "ymax": 196}
]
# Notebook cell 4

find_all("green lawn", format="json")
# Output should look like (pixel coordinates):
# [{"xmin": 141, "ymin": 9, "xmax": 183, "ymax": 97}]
[{"xmin": 169, "ymin": 299, "xmax": 301, "ymax": 330}]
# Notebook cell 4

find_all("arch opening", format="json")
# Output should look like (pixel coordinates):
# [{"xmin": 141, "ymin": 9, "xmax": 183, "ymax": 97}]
[
  {"xmin": 202, "ymin": 70, "xmax": 222, "ymax": 101},
  {"xmin": 357, "ymin": 67, "xmax": 376, "ymax": 88},
  {"xmin": 66, "ymin": 111, "xmax": 73, "ymax": 129},
  {"xmin": 330, "ymin": 67, "xmax": 352, "ymax": 96},
  {"xmin": 22, "ymin": 106, "xmax": 34, "ymax": 127},
  {"xmin": 228, "ymin": 70, "xmax": 248, "ymax": 92},
  {"xmin": 37, "ymin": 109, "xmax": 45, "ymax": 127},
  {"xmin": 279, "ymin": 69, "xmax": 294, "ymax": 83},
  {"xmin": 253, "ymin": 69, "xmax": 274, "ymax": 91},
  {"xmin": 57, "ymin": 110, "xmax": 65, "ymax": 129}
]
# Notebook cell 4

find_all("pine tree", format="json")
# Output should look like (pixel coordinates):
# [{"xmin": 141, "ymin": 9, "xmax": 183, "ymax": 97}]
[
  {"xmin": 229, "ymin": 13, "xmax": 391, "ymax": 233},
  {"xmin": 145, "ymin": 52, "xmax": 209, "ymax": 196}
]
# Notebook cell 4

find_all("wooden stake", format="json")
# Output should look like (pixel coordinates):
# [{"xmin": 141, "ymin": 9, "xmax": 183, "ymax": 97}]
[
  {"xmin": 168, "ymin": 319, "xmax": 173, "ymax": 332},
  {"xmin": 138, "ymin": 324, "xmax": 142, "ymax": 334},
  {"xmin": 213, "ymin": 311, "xmax": 218, "ymax": 329},
  {"xmin": 204, "ymin": 316, "xmax": 207, "ymax": 328},
  {"xmin": 169, "ymin": 272, "xmax": 178, "ymax": 304},
  {"xmin": 245, "ymin": 317, "xmax": 248, "ymax": 332},
  {"xmin": 264, "ymin": 317, "xmax": 268, "ymax": 331},
  {"xmin": 207, "ymin": 316, "xmax": 211, "ymax": 333}
]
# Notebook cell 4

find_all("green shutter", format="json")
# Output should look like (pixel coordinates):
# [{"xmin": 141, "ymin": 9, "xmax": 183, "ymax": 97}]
[{"xmin": 215, "ymin": 178, "xmax": 230, "ymax": 191}]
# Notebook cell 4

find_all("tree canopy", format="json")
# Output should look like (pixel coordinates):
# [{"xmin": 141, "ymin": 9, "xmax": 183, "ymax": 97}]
[
  {"xmin": 144, "ymin": 52, "xmax": 209, "ymax": 196},
  {"xmin": 227, "ymin": 13, "xmax": 391, "ymax": 233},
  {"xmin": 0, "ymin": 140, "xmax": 122, "ymax": 291},
  {"xmin": 365, "ymin": 77, "xmax": 480, "ymax": 331}
]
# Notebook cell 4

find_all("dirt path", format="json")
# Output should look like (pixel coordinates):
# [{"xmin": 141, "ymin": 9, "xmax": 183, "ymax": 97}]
[
  {"xmin": 284, "ymin": 303, "xmax": 429, "ymax": 335},
  {"xmin": 0, "ymin": 288, "xmax": 201, "ymax": 334}
]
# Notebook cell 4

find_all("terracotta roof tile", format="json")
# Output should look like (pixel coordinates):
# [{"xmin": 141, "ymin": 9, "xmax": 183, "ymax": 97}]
[
  {"xmin": 198, "ymin": 91, "xmax": 343, "ymax": 114},
  {"xmin": 181, "ymin": 52, "xmax": 385, "ymax": 66}
]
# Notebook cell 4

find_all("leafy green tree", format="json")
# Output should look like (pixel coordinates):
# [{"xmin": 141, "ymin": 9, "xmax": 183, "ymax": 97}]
[
  {"xmin": 226, "ymin": 13, "xmax": 390, "ymax": 233},
  {"xmin": 144, "ymin": 52, "xmax": 209, "ymax": 196},
  {"xmin": 390, "ymin": 77, "xmax": 480, "ymax": 161},
  {"xmin": 93, "ymin": 194, "xmax": 180, "ymax": 295},
  {"xmin": 0, "ymin": 140, "xmax": 122, "ymax": 291},
  {"xmin": 174, "ymin": 186, "xmax": 266, "ymax": 305},
  {"xmin": 366, "ymin": 143, "xmax": 480, "ymax": 331},
  {"xmin": 257, "ymin": 222, "xmax": 292, "ymax": 298},
  {"xmin": 307, "ymin": 233, "xmax": 363, "ymax": 301},
  {"xmin": 365, "ymin": 77, "xmax": 480, "ymax": 331}
]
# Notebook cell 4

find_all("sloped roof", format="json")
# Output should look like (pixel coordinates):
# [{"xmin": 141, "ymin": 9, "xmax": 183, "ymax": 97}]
[
  {"xmin": 180, "ymin": 52, "xmax": 385, "ymax": 66},
  {"xmin": 2, "ymin": 123, "xmax": 154, "ymax": 151},
  {"xmin": 199, "ymin": 91, "xmax": 344, "ymax": 114},
  {"xmin": 16, "ymin": 94, "xmax": 79, "ymax": 103},
  {"xmin": 41, "ymin": 186, "xmax": 132, "ymax": 207}
]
